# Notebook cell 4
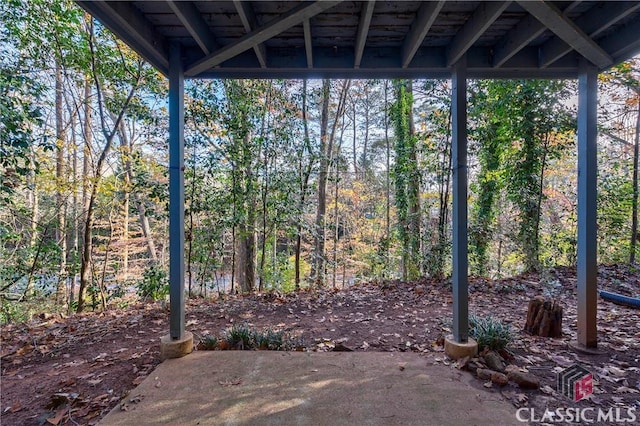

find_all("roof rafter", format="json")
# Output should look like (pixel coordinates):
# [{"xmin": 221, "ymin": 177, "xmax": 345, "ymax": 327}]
[
  {"xmin": 493, "ymin": 1, "xmax": 581, "ymax": 67},
  {"xmin": 166, "ymin": 0, "xmax": 217, "ymax": 55},
  {"xmin": 492, "ymin": 15, "xmax": 545, "ymax": 68},
  {"xmin": 233, "ymin": 0, "xmax": 268, "ymax": 68},
  {"xmin": 517, "ymin": 0, "xmax": 613, "ymax": 69},
  {"xmin": 539, "ymin": 1, "xmax": 640, "ymax": 68},
  {"xmin": 598, "ymin": 13, "xmax": 640, "ymax": 64},
  {"xmin": 402, "ymin": 1, "xmax": 445, "ymax": 68},
  {"xmin": 446, "ymin": 1, "xmax": 510, "ymax": 67},
  {"xmin": 77, "ymin": 0, "xmax": 168, "ymax": 73},
  {"xmin": 354, "ymin": 0, "xmax": 375, "ymax": 69},
  {"xmin": 303, "ymin": 19, "xmax": 313, "ymax": 68},
  {"xmin": 186, "ymin": 1, "xmax": 341, "ymax": 77}
]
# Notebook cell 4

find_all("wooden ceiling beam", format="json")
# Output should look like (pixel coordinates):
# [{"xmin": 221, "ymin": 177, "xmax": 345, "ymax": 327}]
[
  {"xmin": 303, "ymin": 19, "xmax": 313, "ymax": 69},
  {"xmin": 539, "ymin": 1, "xmax": 640, "ymax": 68},
  {"xmin": 402, "ymin": 1, "xmax": 445, "ymax": 68},
  {"xmin": 517, "ymin": 0, "xmax": 613, "ymax": 68},
  {"xmin": 493, "ymin": 1, "xmax": 581, "ymax": 67},
  {"xmin": 447, "ymin": 1, "xmax": 510, "ymax": 67},
  {"xmin": 233, "ymin": 0, "xmax": 268, "ymax": 68},
  {"xmin": 354, "ymin": 0, "xmax": 376, "ymax": 69},
  {"xmin": 186, "ymin": 1, "xmax": 341, "ymax": 76},
  {"xmin": 167, "ymin": 0, "xmax": 217, "ymax": 55}
]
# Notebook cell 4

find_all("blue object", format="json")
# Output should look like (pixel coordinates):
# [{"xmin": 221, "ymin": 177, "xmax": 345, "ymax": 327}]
[{"xmin": 599, "ymin": 290, "xmax": 640, "ymax": 309}]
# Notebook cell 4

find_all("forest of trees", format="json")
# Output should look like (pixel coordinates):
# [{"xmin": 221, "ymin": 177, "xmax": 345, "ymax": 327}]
[{"xmin": 2, "ymin": 0, "xmax": 640, "ymax": 322}]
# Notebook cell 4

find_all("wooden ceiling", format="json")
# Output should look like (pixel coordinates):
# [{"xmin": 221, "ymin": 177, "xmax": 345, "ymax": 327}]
[{"xmin": 76, "ymin": 1, "xmax": 640, "ymax": 79}]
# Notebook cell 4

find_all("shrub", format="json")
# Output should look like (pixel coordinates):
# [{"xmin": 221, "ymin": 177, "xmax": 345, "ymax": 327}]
[
  {"xmin": 136, "ymin": 266, "xmax": 169, "ymax": 301},
  {"xmin": 469, "ymin": 314, "xmax": 512, "ymax": 351}
]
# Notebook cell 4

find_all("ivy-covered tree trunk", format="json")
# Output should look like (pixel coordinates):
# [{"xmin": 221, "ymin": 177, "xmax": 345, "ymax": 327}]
[
  {"xmin": 471, "ymin": 80, "xmax": 572, "ymax": 274},
  {"xmin": 392, "ymin": 79, "xmax": 421, "ymax": 280},
  {"xmin": 516, "ymin": 129, "xmax": 542, "ymax": 273},
  {"xmin": 470, "ymin": 116, "xmax": 502, "ymax": 276}
]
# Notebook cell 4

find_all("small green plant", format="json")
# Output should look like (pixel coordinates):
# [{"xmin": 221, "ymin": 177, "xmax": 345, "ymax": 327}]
[
  {"xmin": 224, "ymin": 323, "xmax": 254, "ymax": 350},
  {"xmin": 199, "ymin": 335, "xmax": 218, "ymax": 350},
  {"xmin": 254, "ymin": 329, "xmax": 285, "ymax": 350},
  {"xmin": 0, "ymin": 300, "xmax": 30, "ymax": 324},
  {"xmin": 218, "ymin": 325, "xmax": 298, "ymax": 351},
  {"xmin": 136, "ymin": 266, "xmax": 169, "ymax": 301},
  {"xmin": 469, "ymin": 314, "xmax": 512, "ymax": 351}
]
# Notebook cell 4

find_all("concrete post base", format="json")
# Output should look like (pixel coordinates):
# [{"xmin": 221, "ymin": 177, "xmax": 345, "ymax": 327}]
[
  {"xmin": 444, "ymin": 335, "xmax": 478, "ymax": 359},
  {"xmin": 568, "ymin": 340, "xmax": 606, "ymax": 355},
  {"xmin": 160, "ymin": 331, "xmax": 193, "ymax": 360}
]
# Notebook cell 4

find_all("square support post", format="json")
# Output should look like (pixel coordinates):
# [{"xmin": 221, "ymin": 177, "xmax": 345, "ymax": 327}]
[
  {"xmin": 169, "ymin": 42, "xmax": 185, "ymax": 340},
  {"xmin": 451, "ymin": 58, "xmax": 469, "ymax": 343},
  {"xmin": 577, "ymin": 63, "xmax": 598, "ymax": 348}
]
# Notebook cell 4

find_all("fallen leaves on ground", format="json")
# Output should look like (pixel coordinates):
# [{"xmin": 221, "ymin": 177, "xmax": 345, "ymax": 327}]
[{"xmin": 1, "ymin": 265, "xmax": 638, "ymax": 425}]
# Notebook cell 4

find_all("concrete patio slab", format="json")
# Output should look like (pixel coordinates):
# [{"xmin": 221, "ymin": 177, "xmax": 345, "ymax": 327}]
[{"xmin": 99, "ymin": 351, "xmax": 516, "ymax": 426}]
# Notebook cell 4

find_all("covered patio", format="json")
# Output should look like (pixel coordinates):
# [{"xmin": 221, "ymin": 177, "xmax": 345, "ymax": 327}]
[{"xmin": 75, "ymin": 0, "xmax": 640, "ymax": 357}]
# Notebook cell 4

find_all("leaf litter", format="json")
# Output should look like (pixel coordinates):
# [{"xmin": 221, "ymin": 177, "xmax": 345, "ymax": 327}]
[{"xmin": 1, "ymin": 264, "xmax": 638, "ymax": 425}]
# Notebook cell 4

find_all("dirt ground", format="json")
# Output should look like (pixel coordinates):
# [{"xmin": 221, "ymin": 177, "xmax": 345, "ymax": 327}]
[{"xmin": 1, "ymin": 265, "xmax": 639, "ymax": 425}]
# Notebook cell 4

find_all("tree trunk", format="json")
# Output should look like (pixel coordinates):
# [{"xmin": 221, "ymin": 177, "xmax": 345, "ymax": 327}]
[
  {"xmin": 55, "ymin": 60, "xmax": 68, "ymax": 305},
  {"xmin": 74, "ymin": 76, "xmax": 92, "ymax": 311},
  {"xmin": 312, "ymin": 79, "xmax": 331, "ymax": 287},
  {"xmin": 524, "ymin": 297, "xmax": 563, "ymax": 337},
  {"xmin": 436, "ymin": 108, "xmax": 452, "ymax": 278},
  {"xmin": 407, "ymin": 80, "xmax": 421, "ymax": 277},
  {"xmin": 534, "ymin": 135, "xmax": 550, "ymax": 270},
  {"xmin": 313, "ymin": 80, "xmax": 350, "ymax": 287},
  {"xmin": 187, "ymin": 139, "xmax": 197, "ymax": 298},
  {"xmin": 231, "ymin": 168, "xmax": 237, "ymax": 294},
  {"xmin": 385, "ymin": 81, "xmax": 391, "ymax": 269},
  {"xmin": 630, "ymin": 95, "xmax": 640, "ymax": 263},
  {"xmin": 117, "ymin": 120, "xmax": 158, "ymax": 263},
  {"xmin": 258, "ymin": 86, "xmax": 271, "ymax": 291},
  {"xmin": 332, "ymin": 113, "xmax": 346, "ymax": 289},
  {"xmin": 235, "ymin": 132, "xmax": 256, "ymax": 293},
  {"xmin": 78, "ymin": 19, "xmax": 140, "ymax": 312},
  {"xmin": 26, "ymin": 147, "xmax": 39, "ymax": 298},
  {"xmin": 122, "ymin": 171, "xmax": 130, "ymax": 280},
  {"xmin": 393, "ymin": 79, "xmax": 420, "ymax": 280},
  {"xmin": 362, "ymin": 84, "xmax": 370, "ymax": 172},
  {"xmin": 235, "ymin": 221, "xmax": 255, "ymax": 293},
  {"xmin": 352, "ymin": 99, "xmax": 358, "ymax": 177},
  {"xmin": 295, "ymin": 79, "xmax": 313, "ymax": 290},
  {"xmin": 69, "ymin": 108, "xmax": 79, "ymax": 311}
]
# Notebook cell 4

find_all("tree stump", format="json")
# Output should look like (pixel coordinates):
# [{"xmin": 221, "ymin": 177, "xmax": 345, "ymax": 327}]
[{"xmin": 524, "ymin": 297, "xmax": 563, "ymax": 337}]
